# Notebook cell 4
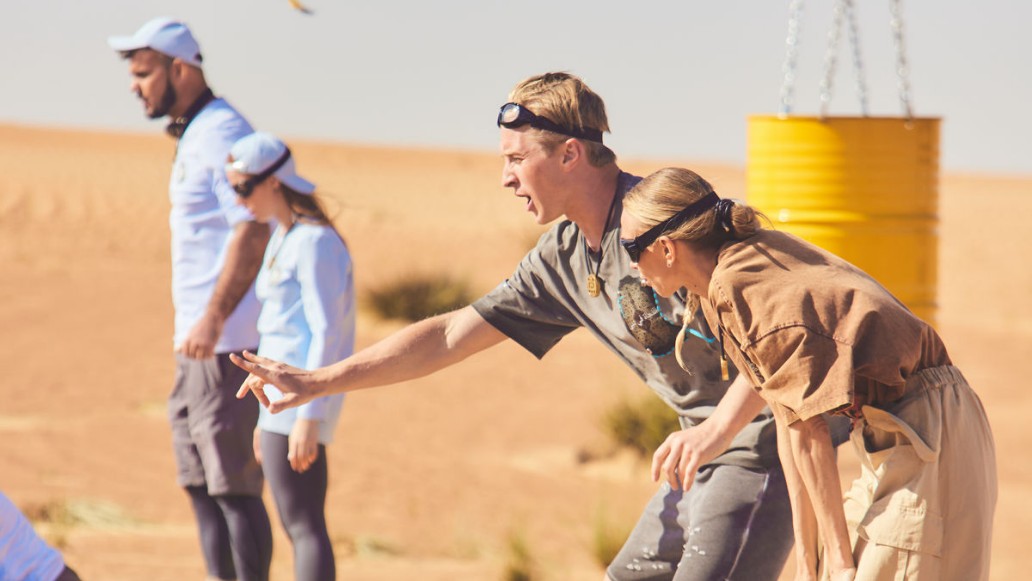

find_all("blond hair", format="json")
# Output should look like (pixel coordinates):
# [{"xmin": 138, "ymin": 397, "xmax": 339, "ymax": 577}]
[
  {"xmin": 623, "ymin": 167, "xmax": 766, "ymax": 372},
  {"xmin": 508, "ymin": 72, "xmax": 616, "ymax": 167}
]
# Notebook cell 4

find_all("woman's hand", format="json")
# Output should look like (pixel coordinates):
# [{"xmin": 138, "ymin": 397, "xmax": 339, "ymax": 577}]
[
  {"xmin": 799, "ymin": 567, "xmax": 855, "ymax": 581},
  {"xmin": 792, "ymin": 565, "xmax": 818, "ymax": 581},
  {"xmin": 650, "ymin": 420, "xmax": 728, "ymax": 490},
  {"xmin": 231, "ymin": 351, "xmax": 320, "ymax": 413},
  {"xmin": 288, "ymin": 419, "xmax": 320, "ymax": 473},
  {"xmin": 652, "ymin": 375, "xmax": 765, "ymax": 490}
]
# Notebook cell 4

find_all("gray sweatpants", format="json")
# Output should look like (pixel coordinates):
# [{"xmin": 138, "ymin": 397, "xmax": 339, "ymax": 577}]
[{"xmin": 607, "ymin": 464, "xmax": 793, "ymax": 581}]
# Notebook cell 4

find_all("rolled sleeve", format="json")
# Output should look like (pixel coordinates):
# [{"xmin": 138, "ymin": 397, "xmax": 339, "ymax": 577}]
[{"xmin": 751, "ymin": 326, "xmax": 855, "ymax": 424}]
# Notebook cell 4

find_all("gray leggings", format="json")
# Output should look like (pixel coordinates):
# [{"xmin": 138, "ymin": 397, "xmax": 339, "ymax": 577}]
[
  {"xmin": 260, "ymin": 430, "xmax": 335, "ymax": 581},
  {"xmin": 185, "ymin": 486, "xmax": 272, "ymax": 581},
  {"xmin": 607, "ymin": 464, "xmax": 793, "ymax": 581}
]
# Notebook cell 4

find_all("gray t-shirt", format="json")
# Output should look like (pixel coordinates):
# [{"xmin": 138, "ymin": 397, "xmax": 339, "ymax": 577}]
[{"xmin": 472, "ymin": 172, "xmax": 778, "ymax": 469}]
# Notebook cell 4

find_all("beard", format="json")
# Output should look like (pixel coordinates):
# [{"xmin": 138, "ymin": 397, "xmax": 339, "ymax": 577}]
[{"xmin": 149, "ymin": 77, "xmax": 177, "ymax": 119}]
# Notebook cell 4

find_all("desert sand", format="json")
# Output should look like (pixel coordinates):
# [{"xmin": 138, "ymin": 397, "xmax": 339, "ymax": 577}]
[{"xmin": 0, "ymin": 124, "xmax": 1028, "ymax": 580}]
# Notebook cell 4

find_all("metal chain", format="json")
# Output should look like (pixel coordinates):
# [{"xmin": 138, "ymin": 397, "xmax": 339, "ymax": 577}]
[
  {"xmin": 844, "ymin": 0, "xmax": 869, "ymax": 115},
  {"xmin": 818, "ymin": 0, "xmax": 846, "ymax": 117},
  {"xmin": 781, "ymin": 0, "xmax": 905, "ymax": 118},
  {"xmin": 889, "ymin": 0, "xmax": 914, "ymax": 119},
  {"xmin": 779, "ymin": 0, "xmax": 805, "ymax": 116},
  {"xmin": 820, "ymin": 0, "xmax": 868, "ymax": 117}
]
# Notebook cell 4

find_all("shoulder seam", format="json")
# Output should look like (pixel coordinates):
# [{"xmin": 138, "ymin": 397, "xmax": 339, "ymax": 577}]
[{"xmin": 744, "ymin": 323, "xmax": 855, "ymax": 350}]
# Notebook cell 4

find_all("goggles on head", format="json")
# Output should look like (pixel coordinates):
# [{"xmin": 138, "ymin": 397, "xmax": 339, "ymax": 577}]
[
  {"xmin": 619, "ymin": 192, "xmax": 719, "ymax": 262},
  {"xmin": 496, "ymin": 102, "xmax": 604, "ymax": 143}
]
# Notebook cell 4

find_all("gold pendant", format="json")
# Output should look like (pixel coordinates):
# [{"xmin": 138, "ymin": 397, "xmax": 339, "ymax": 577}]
[{"xmin": 587, "ymin": 274, "xmax": 601, "ymax": 297}]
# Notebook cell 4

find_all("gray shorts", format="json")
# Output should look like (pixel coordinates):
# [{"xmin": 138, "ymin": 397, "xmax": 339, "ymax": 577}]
[
  {"xmin": 607, "ymin": 464, "xmax": 793, "ymax": 581},
  {"xmin": 169, "ymin": 351, "xmax": 263, "ymax": 497}
]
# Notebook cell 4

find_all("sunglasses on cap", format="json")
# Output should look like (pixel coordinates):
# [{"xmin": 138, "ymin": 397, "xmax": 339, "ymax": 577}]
[
  {"xmin": 231, "ymin": 148, "xmax": 292, "ymax": 198},
  {"xmin": 496, "ymin": 102, "xmax": 604, "ymax": 143},
  {"xmin": 619, "ymin": 192, "xmax": 719, "ymax": 262}
]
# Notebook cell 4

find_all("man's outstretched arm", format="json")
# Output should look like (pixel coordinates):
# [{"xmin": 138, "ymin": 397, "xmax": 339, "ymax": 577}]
[{"xmin": 232, "ymin": 305, "xmax": 507, "ymax": 413}]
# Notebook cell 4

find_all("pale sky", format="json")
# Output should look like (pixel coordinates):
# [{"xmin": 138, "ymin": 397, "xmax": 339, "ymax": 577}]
[{"xmin": 2, "ymin": 0, "xmax": 1029, "ymax": 174}]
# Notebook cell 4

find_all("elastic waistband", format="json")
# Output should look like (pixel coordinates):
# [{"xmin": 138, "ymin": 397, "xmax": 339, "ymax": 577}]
[{"xmin": 904, "ymin": 365, "xmax": 966, "ymax": 395}]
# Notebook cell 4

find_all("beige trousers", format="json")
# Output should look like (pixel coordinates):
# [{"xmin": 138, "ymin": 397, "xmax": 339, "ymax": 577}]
[{"xmin": 832, "ymin": 366, "xmax": 997, "ymax": 580}]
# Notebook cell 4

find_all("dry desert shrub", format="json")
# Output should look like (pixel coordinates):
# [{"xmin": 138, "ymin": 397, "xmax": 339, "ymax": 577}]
[
  {"xmin": 329, "ymin": 532, "xmax": 405, "ymax": 563},
  {"xmin": 603, "ymin": 394, "xmax": 681, "ymax": 458},
  {"xmin": 366, "ymin": 273, "xmax": 474, "ymax": 322},
  {"xmin": 502, "ymin": 527, "xmax": 540, "ymax": 581},
  {"xmin": 591, "ymin": 504, "xmax": 634, "ymax": 569},
  {"xmin": 22, "ymin": 497, "xmax": 137, "ymax": 549}
]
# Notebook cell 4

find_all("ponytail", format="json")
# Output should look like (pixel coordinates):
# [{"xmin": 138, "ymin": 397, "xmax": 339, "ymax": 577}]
[{"xmin": 674, "ymin": 293, "xmax": 699, "ymax": 374}]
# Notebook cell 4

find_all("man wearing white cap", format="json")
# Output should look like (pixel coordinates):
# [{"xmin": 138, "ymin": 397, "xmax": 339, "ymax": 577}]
[{"xmin": 108, "ymin": 17, "xmax": 272, "ymax": 581}]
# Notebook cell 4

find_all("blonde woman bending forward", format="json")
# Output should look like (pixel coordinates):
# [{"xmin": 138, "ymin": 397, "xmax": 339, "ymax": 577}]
[{"xmin": 619, "ymin": 167, "xmax": 996, "ymax": 581}]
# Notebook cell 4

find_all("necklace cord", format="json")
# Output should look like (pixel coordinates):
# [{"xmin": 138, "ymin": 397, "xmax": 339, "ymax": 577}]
[{"xmin": 583, "ymin": 175, "xmax": 623, "ymax": 278}]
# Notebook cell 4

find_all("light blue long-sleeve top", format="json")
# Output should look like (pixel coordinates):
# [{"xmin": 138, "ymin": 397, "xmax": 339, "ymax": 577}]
[
  {"xmin": 256, "ymin": 221, "xmax": 355, "ymax": 444},
  {"xmin": 0, "ymin": 491, "xmax": 66, "ymax": 581}
]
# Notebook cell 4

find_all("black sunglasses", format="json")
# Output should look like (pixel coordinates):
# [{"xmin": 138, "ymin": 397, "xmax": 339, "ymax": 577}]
[
  {"xmin": 232, "ymin": 148, "xmax": 292, "ymax": 198},
  {"xmin": 496, "ymin": 102, "xmax": 604, "ymax": 143},
  {"xmin": 619, "ymin": 192, "xmax": 719, "ymax": 262}
]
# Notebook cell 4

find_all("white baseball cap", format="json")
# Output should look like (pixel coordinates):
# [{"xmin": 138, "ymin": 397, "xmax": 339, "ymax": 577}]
[
  {"xmin": 227, "ymin": 133, "xmax": 316, "ymax": 195},
  {"xmin": 107, "ymin": 17, "xmax": 203, "ymax": 68}
]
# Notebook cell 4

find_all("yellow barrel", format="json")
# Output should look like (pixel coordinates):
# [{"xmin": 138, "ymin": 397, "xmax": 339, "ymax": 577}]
[{"xmin": 746, "ymin": 116, "xmax": 941, "ymax": 325}]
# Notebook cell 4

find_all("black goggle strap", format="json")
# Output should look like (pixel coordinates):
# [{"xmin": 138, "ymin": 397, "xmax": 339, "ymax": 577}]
[
  {"xmin": 497, "ymin": 103, "xmax": 604, "ymax": 143},
  {"xmin": 666, "ymin": 191, "xmax": 720, "ymax": 232},
  {"xmin": 532, "ymin": 118, "xmax": 604, "ymax": 143},
  {"xmin": 619, "ymin": 191, "xmax": 721, "ymax": 261},
  {"xmin": 641, "ymin": 191, "xmax": 720, "ymax": 245}
]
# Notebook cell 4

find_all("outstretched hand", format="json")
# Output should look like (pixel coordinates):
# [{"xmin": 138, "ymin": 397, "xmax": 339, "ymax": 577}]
[{"xmin": 230, "ymin": 350, "xmax": 317, "ymax": 413}]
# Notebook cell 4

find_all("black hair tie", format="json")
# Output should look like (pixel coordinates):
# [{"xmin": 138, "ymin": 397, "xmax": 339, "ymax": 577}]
[{"xmin": 715, "ymin": 198, "xmax": 735, "ymax": 233}]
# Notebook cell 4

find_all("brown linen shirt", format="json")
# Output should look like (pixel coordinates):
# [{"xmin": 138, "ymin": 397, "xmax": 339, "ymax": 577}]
[{"xmin": 699, "ymin": 229, "xmax": 951, "ymax": 424}]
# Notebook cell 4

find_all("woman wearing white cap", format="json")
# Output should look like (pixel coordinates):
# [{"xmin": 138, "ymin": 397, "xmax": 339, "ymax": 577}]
[{"xmin": 226, "ymin": 132, "xmax": 354, "ymax": 580}]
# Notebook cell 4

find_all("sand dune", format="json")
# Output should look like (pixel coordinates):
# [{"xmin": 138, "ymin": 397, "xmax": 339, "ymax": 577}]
[{"xmin": 0, "ymin": 124, "xmax": 1028, "ymax": 580}]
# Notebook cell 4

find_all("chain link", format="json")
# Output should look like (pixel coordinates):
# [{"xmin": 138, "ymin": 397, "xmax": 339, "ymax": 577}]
[
  {"xmin": 819, "ymin": 0, "xmax": 867, "ymax": 117},
  {"xmin": 890, "ymin": 0, "xmax": 914, "ymax": 119},
  {"xmin": 781, "ymin": 0, "xmax": 907, "ymax": 118},
  {"xmin": 844, "ymin": 0, "xmax": 869, "ymax": 115},
  {"xmin": 779, "ymin": 0, "xmax": 805, "ymax": 116},
  {"xmin": 818, "ymin": 0, "xmax": 846, "ymax": 117}
]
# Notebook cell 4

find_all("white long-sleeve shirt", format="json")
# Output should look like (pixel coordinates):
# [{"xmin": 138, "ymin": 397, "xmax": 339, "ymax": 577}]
[{"xmin": 256, "ymin": 222, "xmax": 355, "ymax": 444}]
